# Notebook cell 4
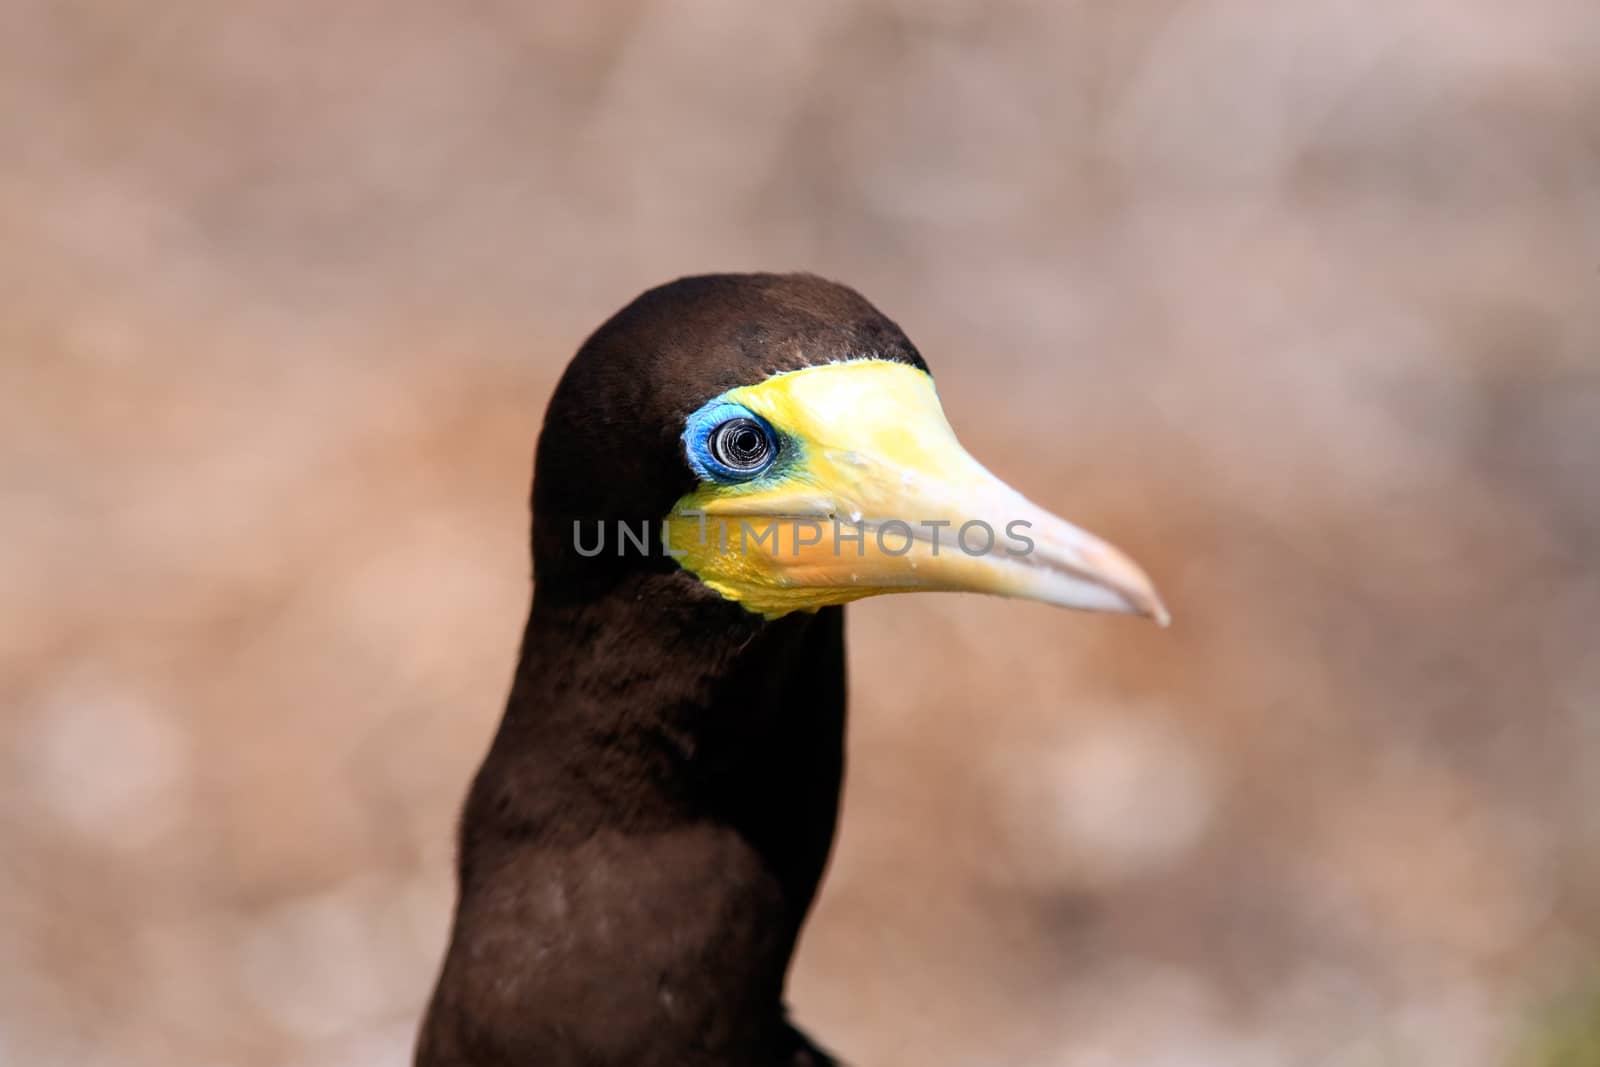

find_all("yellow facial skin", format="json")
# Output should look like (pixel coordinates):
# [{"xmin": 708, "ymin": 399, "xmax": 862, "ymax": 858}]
[{"xmin": 665, "ymin": 360, "xmax": 1168, "ymax": 623}]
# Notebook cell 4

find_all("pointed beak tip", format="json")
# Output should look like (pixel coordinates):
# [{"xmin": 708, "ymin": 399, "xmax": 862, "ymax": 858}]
[
  {"xmin": 1122, "ymin": 588, "xmax": 1170, "ymax": 628},
  {"xmin": 1070, "ymin": 538, "xmax": 1170, "ymax": 629}
]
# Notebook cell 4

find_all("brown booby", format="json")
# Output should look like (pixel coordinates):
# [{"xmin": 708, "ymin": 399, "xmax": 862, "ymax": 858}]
[{"xmin": 415, "ymin": 273, "xmax": 1166, "ymax": 1067}]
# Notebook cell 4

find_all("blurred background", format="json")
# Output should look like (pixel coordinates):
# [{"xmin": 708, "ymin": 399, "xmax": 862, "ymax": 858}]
[{"xmin": 4, "ymin": 1, "xmax": 1599, "ymax": 1064}]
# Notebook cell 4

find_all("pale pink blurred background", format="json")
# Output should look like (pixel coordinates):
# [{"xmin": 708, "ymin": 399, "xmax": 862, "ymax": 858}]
[{"xmin": 3, "ymin": 2, "xmax": 1599, "ymax": 1065}]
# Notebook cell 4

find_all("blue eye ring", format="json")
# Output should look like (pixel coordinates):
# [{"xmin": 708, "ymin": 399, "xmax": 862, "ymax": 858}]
[{"xmin": 683, "ymin": 401, "xmax": 780, "ymax": 483}]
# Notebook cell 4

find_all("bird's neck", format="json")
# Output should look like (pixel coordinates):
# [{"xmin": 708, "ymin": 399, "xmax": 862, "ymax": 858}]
[{"xmin": 423, "ymin": 572, "xmax": 846, "ymax": 1066}]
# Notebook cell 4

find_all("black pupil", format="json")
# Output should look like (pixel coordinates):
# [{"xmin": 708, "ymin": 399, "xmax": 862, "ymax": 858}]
[{"xmin": 714, "ymin": 419, "xmax": 770, "ymax": 470}]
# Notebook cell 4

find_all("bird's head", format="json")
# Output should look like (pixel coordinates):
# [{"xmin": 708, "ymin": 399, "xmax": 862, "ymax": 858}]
[{"xmin": 532, "ymin": 273, "xmax": 1167, "ymax": 624}]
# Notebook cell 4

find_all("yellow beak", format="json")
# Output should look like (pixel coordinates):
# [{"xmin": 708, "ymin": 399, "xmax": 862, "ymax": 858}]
[{"xmin": 665, "ymin": 360, "xmax": 1169, "ymax": 624}]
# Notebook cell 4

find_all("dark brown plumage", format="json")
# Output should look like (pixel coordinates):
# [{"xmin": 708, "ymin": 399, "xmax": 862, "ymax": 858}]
[{"xmin": 417, "ymin": 274, "xmax": 925, "ymax": 1067}]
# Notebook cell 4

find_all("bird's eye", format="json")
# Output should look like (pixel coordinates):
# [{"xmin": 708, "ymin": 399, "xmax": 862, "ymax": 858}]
[
  {"xmin": 682, "ymin": 401, "xmax": 780, "ymax": 483},
  {"xmin": 708, "ymin": 417, "xmax": 774, "ymax": 473}
]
